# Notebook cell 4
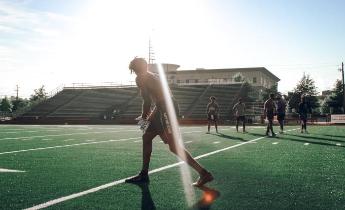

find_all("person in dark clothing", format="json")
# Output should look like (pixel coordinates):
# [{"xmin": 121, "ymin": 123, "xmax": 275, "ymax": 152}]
[
  {"xmin": 233, "ymin": 98, "xmax": 246, "ymax": 133},
  {"xmin": 276, "ymin": 95, "xmax": 287, "ymax": 133},
  {"xmin": 298, "ymin": 95, "xmax": 311, "ymax": 133},
  {"xmin": 125, "ymin": 57, "xmax": 213, "ymax": 187},
  {"xmin": 206, "ymin": 96, "xmax": 219, "ymax": 133},
  {"xmin": 264, "ymin": 93, "xmax": 276, "ymax": 137}
]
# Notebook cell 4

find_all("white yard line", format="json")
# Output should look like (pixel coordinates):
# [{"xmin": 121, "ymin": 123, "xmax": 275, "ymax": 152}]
[
  {"xmin": 213, "ymin": 141, "xmax": 221, "ymax": 144},
  {"xmin": 336, "ymin": 143, "xmax": 341, "ymax": 146},
  {"xmin": 272, "ymin": 142, "xmax": 279, "ymax": 145},
  {"xmin": 24, "ymin": 127, "xmax": 298, "ymax": 210},
  {"xmin": 0, "ymin": 130, "xmax": 140, "ymax": 141},
  {"xmin": 185, "ymin": 141, "xmax": 193, "ymax": 144},
  {"xmin": 0, "ymin": 168, "xmax": 25, "ymax": 173},
  {"xmin": 304, "ymin": 143, "xmax": 309, "ymax": 146},
  {"xmin": 0, "ymin": 137, "xmax": 141, "ymax": 155}
]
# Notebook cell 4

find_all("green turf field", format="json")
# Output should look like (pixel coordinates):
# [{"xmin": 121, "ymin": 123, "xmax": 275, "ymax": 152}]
[{"xmin": 0, "ymin": 125, "xmax": 344, "ymax": 210}]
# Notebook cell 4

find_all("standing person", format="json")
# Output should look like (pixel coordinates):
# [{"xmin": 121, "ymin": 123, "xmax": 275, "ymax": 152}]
[
  {"xmin": 264, "ymin": 93, "xmax": 276, "ymax": 137},
  {"xmin": 298, "ymin": 95, "xmax": 311, "ymax": 133},
  {"xmin": 276, "ymin": 95, "xmax": 287, "ymax": 134},
  {"xmin": 206, "ymin": 96, "xmax": 219, "ymax": 133},
  {"xmin": 232, "ymin": 98, "xmax": 246, "ymax": 133},
  {"xmin": 125, "ymin": 57, "xmax": 213, "ymax": 187}
]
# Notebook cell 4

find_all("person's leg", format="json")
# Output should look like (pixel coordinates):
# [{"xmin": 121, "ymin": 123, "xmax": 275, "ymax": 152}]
[
  {"xmin": 269, "ymin": 119, "xmax": 275, "ymax": 136},
  {"xmin": 266, "ymin": 119, "xmax": 270, "ymax": 135},
  {"xmin": 242, "ymin": 117, "xmax": 246, "ymax": 132},
  {"xmin": 214, "ymin": 120, "xmax": 218, "ymax": 133},
  {"xmin": 236, "ymin": 118, "xmax": 239, "ymax": 132},
  {"xmin": 141, "ymin": 132, "xmax": 156, "ymax": 173},
  {"xmin": 161, "ymin": 133, "xmax": 204, "ymax": 173},
  {"xmin": 125, "ymin": 131, "xmax": 157, "ymax": 183},
  {"xmin": 304, "ymin": 119, "xmax": 308, "ymax": 133}
]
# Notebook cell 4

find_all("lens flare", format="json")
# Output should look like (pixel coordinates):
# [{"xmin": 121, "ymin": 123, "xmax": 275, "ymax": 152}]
[{"xmin": 155, "ymin": 63, "xmax": 195, "ymax": 206}]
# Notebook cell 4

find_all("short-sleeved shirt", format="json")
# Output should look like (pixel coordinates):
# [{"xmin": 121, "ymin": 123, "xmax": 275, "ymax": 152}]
[
  {"xmin": 207, "ymin": 102, "xmax": 219, "ymax": 115},
  {"xmin": 277, "ymin": 99, "xmax": 286, "ymax": 114},
  {"xmin": 233, "ymin": 102, "xmax": 245, "ymax": 116}
]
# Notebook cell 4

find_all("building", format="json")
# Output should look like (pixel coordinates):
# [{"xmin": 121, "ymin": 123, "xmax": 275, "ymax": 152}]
[{"xmin": 149, "ymin": 63, "xmax": 280, "ymax": 90}]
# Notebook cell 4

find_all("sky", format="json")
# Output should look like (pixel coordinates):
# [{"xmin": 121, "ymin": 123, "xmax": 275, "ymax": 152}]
[{"xmin": 0, "ymin": 0, "xmax": 344, "ymax": 98}]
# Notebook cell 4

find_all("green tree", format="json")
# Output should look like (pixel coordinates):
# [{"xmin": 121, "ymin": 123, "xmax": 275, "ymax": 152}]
[
  {"xmin": 289, "ymin": 73, "xmax": 319, "ymax": 113},
  {"xmin": 10, "ymin": 96, "xmax": 29, "ymax": 112},
  {"xmin": 322, "ymin": 80, "xmax": 343, "ymax": 114},
  {"xmin": 261, "ymin": 83, "xmax": 280, "ymax": 101},
  {"xmin": 30, "ymin": 85, "xmax": 48, "ymax": 102},
  {"xmin": 0, "ymin": 97, "xmax": 12, "ymax": 112}
]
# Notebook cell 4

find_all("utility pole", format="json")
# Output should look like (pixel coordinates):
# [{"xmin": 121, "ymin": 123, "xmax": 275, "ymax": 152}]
[
  {"xmin": 15, "ymin": 84, "xmax": 19, "ymax": 100},
  {"xmin": 342, "ymin": 62, "xmax": 345, "ymax": 113}
]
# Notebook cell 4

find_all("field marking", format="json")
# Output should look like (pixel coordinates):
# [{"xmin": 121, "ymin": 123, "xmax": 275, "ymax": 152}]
[
  {"xmin": 133, "ymin": 140, "xmax": 141, "ymax": 143},
  {"xmin": 64, "ymin": 139, "xmax": 76, "ymax": 142},
  {"xmin": 0, "ymin": 130, "xmax": 204, "ymax": 155},
  {"xmin": 336, "ymin": 143, "xmax": 341, "ymax": 146},
  {"xmin": 304, "ymin": 143, "xmax": 310, "ymax": 146},
  {"xmin": 185, "ymin": 141, "xmax": 193, "ymax": 144},
  {"xmin": 213, "ymin": 141, "xmax": 221, "ymax": 144},
  {"xmin": 0, "ymin": 130, "xmax": 140, "ymax": 141},
  {"xmin": 24, "ymin": 127, "xmax": 298, "ymax": 210},
  {"xmin": 0, "ymin": 137, "xmax": 141, "ymax": 155},
  {"xmin": 272, "ymin": 142, "xmax": 279, "ymax": 145},
  {"xmin": 41, "ymin": 139, "xmax": 53, "ymax": 141},
  {"xmin": 0, "ymin": 168, "xmax": 25, "ymax": 173}
]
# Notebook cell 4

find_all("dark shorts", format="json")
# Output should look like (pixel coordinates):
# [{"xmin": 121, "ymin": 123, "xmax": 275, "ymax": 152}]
[
  {"xmin": 236, "ymin": 116, "xmax": 245, "ymax": 121},
  {"xmin": 267, "ymin": 112, "xmax": 274, "ymax": 120},
  {"xmin": 299, "ymin": 114, "xmax": 307, "ymax": 121},
  {"xmin": 145, "ymin": 109, "xmax": 173, "ymax": 144},
  {"xmin": 277, "ymin": 113, "xmax": 285, "ymax": 121},
  {"xmin": 207, "ymin": 113, "xmax": 218, "ymax": 121}
]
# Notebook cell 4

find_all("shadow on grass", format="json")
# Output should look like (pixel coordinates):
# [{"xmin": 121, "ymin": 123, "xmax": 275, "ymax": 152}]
[
  {"xmin": 191, "ymin": 186, "xmax": 221, "ymax": 210},
  {"xmin": 127, "ymin": 182, "xmax": 156, "ymax": 210},
  {"xmin": 285, "ymin": 133, "xmax": 345, "ymax": 143},
  {"xmin": 281, "ymin": 135, "xmax": 344, "ymax": 148},
  {"xmin": 321, "ymin": 134, "xmax": 345, "ymax": 140},
  {"xmin": 209, "ymin": 133, "xmax": 246, "ymax": 141}
]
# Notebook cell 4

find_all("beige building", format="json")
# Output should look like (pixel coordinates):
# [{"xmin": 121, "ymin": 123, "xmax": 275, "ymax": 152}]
[{"xmin": 149, "ymin": 63, "xmax": 280, "ymax": 89}]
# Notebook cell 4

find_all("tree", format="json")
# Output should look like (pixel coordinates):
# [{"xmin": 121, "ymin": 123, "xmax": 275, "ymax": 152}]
[
  {"xmin": 322, "ymin": 80, "xmax": 343, "ymax": 114},
  {"xmin": 30, "ymin": 85, "xmax": 48, "ymax": 102},
  {"xmin": 233, "ymin": 73, "xmax": 244, "ymax": 82},
  {"xmin": 10, "ymin": 96, "xmax": 29, "ymax": 113},
  {"xmin": 288, "ymin": 73, "xmax": 319, "ymax": 113},
  {"xmin": 261, "ymin": 83, "xmax": 280, "ymax": 101},
  {"xmin": 0, "ymin": 97, "xmax": 12, "ymax": 112}
]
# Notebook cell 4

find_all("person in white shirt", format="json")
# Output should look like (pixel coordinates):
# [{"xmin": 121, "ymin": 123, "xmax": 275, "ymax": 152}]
[{"xmin": 233, "ymin": 98, "xmax": 246, "ymax": 133}]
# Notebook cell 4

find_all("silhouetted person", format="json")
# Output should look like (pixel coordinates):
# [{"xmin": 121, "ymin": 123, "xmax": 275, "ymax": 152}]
[
  {"xmin": 276, "ymin": 95, "xmax": 287, "ymax": 133},
  {"xmin": 206, "ymin": 96, "xmax": 219, "ymax": 133},
  {"xmin": 298, "ymin": 95, "xmax": 311, "ymax": 133},
  {"xmin": 264, "ymin": 93, "xmax": 276, "ymax": 137},
  {"xmin": 233, "ymin": 98, "xmax": 246, "ymax": 133},
  {"xmin": 125, "ymin": 57, "xmax": 213, "ymax": 187}
]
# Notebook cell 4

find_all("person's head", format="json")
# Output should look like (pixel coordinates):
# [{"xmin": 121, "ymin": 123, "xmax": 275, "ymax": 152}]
[
  {"xmin": 301, "ymin": 95, "xmax": 306, "ymax": 102},
  {"xmin": 129, "ymin": 57, "xmax": 148, "ymax": 75},
  {"xmin": 269, "ymin": 93, "xmax": 275, "ymax": 99},
  {"xmin": 276, "ymin": 94, "xmax": 282, "ymax": 100},
  {"xmin": 238, "ymin": 98, "xmax": 242, "ymax": 103},
  {"xmin": 210, "ymin": 96, "xmax": 216, "ymax": 102}
]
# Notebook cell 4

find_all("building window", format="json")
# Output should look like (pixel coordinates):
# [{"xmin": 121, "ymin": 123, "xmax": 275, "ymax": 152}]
[
  {"xmin": 253, "ymin": 77, "xmax": 257, "ymax": 83},
  {"xmin": 195, "ymin": 79, "xmax": 198, "ymax": 83},
  {"xmin": 177, "ymin": 80, "xmax": 180, "ymax": 83},
  {"xmin": 186, "ymin": 79, "xmax": 189, "ymax": 83}
]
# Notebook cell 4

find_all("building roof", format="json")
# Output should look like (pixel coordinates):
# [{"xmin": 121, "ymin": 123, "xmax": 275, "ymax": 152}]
[{"xmin": 174, "ymin": 67, "xmax": 280, "ymax": 82}]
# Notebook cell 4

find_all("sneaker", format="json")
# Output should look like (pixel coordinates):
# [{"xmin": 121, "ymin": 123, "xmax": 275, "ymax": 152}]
[
  {"xmin": 265, "ymin": 132, "xmax": 269, "ymax": 136},
  {"xmin": 206, "ymin": 131, "xmax": 210, "ymax": 134},
  {"xmin": 300, "ymin": 130, "xmax": 304, "ymax": 133},
  {"xmin": 193, "ymin": 171, "xmax": 214, "ymax": 187},
  {"xmin": 271, "ymin": 133, "xmax": 276, "ymax": 137},
  {"xmin": 125, "ymin": 171, "xmax": 149, "ymax": 184},
  {"xmin": 305, "ymin": 130, "xmax": 309, "ymax": 134}
]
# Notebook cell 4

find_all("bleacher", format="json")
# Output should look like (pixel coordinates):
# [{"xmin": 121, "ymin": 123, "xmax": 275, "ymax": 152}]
[{"xmin": 16, "ymin": 83, "xmax": 260, "ymax": 123}]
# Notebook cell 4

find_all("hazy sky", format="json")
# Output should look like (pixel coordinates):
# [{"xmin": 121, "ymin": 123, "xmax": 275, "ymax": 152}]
[{"xmin": 0, "ymin": 0, "xmax": 344, "ymax": 98}]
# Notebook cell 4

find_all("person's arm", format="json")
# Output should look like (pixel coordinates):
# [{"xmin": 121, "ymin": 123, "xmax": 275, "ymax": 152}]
[
  {"xmin": 140, "ymin": 88, "xmax": 152, "ymax": 119},
  {"xmin": 206, "ymin": 103, "xmax": 210, "ymax": 114},
  {"xmin": 263, "ymin": 101, "xmax": 267, "ymax": 116},
  {"xmin": 232, "ymin": 103, "xmax": 237, "ymax": 111}
]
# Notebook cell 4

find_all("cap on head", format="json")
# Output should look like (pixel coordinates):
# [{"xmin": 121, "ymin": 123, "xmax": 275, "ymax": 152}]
[
  {"xmin": 129, "ymin": 57, "xmax": 147, "ymax": 74},
  {"xmin": 210, "ymin": 96, "xmax": 216, "ymax": 101}
]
